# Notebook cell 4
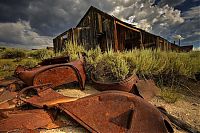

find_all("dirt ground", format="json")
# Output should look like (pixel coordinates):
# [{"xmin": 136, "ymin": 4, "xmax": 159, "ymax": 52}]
[{"xmin": 39, "ymin": 84, "xmax": 200, "ymax": 133}]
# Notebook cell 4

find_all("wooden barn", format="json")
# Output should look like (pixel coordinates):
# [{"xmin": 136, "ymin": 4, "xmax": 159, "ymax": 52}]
[{"xmin": 53, "ymin": 6, "xmax": 193, "ymax": 52}]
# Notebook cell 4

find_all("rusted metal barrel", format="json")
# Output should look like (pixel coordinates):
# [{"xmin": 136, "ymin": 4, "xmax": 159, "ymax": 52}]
[{"xmin": 91, "ymin": 72, "xmax": 139, "ymax": 92}]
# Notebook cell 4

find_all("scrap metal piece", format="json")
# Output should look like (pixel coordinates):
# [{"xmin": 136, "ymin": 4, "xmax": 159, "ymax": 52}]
[
  {"xmin": 91, "ymin": 72, "xmax": 139, "ymax": 92},
  {"xmin": 38, "ymin": 56, "xmax": 70, "ymax": 66},
  {"xmin": 18, "ymin": 85, "xmax": 77, "ymax": 108},
  {"xmin": 135, "ymin": 79, "xmax": 161, "ymax": 100},
  {"xmin": 15, "ymin": 58, "xmax": 86, "ymax": 90},
  {"xmin": 0, "ymin": 90, "xmax": 17, "ymax": 110},
  {"xmin": 0, "ymin": 78, "xmax": 18, "ymax": 87},
  {"xmin": 57, "ymin": 91, "xmax": 173, "ymax": 133},
  {"xmin": 0, "ymin": 109, "xmax": 61, "ymax": 132}
]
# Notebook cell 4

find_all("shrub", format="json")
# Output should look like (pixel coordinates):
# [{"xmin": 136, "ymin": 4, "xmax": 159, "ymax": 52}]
[
  {"xmin": 161, "ymin": 88, "xmax": 181, "ymax": 103},
  {"xmin": 21, "ymin": 59, "xmax": 39, "ymax": 68},
  {"xmin": 0, "ymin": 59, "xmax": 16, "ymax": 78},
  {"xmin": 29, "ymin": 49, "xmax": 54, "ymax": 60},
  {"xmin": 85, "ymin": 46, "xmax": 102, "ymax": 67},
  {"xmin": 93, "ymin": 50, "xmax": 129, "ymax": 82},
  {"xmin": 61, "ymin": 42, "xmax": 85, "ymax": 61},
  {"xmin": 1, "ymin": 49, "xmax": 26, "ymax": 59}
]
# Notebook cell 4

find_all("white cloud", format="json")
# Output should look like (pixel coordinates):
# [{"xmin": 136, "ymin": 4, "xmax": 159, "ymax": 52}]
[
  {"xmin": 0, "ymin": 21, "xmax": 52, "ymax": 49},
  {"xmin": 109, "ymin": 0, "xmax": 184, "ymax": 33},
  {"xmin": 173, "ymin": 6, "xmax": 200, "ymax": 46},
  {"xmin": 0, "ymin": 0, "xmax": 199, "ymax": 48},
  {"xmin": 158, "ymin": 0, "xmax": 186, "ymax": 7},
  {"xmin": 173, "ymin": 34, "xmax": 184, "ymax": 40}
]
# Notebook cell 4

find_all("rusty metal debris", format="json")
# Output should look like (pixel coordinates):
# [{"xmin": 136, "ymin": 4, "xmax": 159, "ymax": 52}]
[
  {"xmin": 14, "ymin": 58, "xmax": 86, "ymax": 90},
  {"xmin": 18, "ymin": 85, "xmax": 77, "ymax": 108},
  {"xmin": 135, "ymin": 79, "xmax": 161, "ymax": 100},
  {"xmin": 0, "ymin": 78, "xmax": 18, "ymax": 87},
  {"xmin": 0, "ymin": 56, "xmax": 179, "ymax": 132},
  {"xmin": 0, "ymin": 109, "xmax": 63, "ymax": 132},
  {"xmin": 57, "ymin": 91, "xmax": 173, "ymax": 133},
  {"xmin": 0, "ymin": 90, "xmax": 17, "ymax": 110},
  {"xmin": 91, "ymin": 71, "xmax": 160, "ymax": 100},
  {"xmin": 91, "ymin": 72, "xmax": 139, "ymax": 92},
  {"xmin": 38, "ymin": 56, "xmax": 69, "ymax": 66}
]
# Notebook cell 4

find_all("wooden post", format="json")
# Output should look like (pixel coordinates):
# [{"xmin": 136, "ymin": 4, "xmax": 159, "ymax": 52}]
[{"xmin": 114, "ymin": 19, "xmax": 119, "ymax": 51}]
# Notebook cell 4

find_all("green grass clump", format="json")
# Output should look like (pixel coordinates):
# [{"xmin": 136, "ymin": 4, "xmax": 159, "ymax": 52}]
[
  {"xmin": 161, "ymin": 88, "xmax": 181, "ymax": 103},
  {"xmin": 122, "ymin": 49, "xmax": 200, "ymax": 78},
  {"xmin": 28, "ymin": 49, "xmax": 54, "ymax": 60},
  {"xmin": 0, "ymin": 58, "xmax": 39, "ymax": 78},
  {"xmin": 20, "ymin": 59, "xmax": 39, "ymax": 68},
  {"xmin": 1, "ymin": 48, "xmax": 26, "ymax": 59}
]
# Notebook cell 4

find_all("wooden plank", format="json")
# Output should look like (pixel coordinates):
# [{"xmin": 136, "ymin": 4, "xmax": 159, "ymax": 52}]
[
  {"xmin": 115, "ymin": 21, "xmax": 140, "ymax": 32},
  {"xmin": 114, "ymin": 20, "xmax": 119, "ymax": 51},
  {"xmin": 98, "ymin": 13, "xmax": 103, "ymax": 33}
]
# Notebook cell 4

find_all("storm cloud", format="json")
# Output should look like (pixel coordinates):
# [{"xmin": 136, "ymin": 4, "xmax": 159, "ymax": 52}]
[{"xmin": 0, "ymin": 0, "xmax": 199, "ymax": 49}]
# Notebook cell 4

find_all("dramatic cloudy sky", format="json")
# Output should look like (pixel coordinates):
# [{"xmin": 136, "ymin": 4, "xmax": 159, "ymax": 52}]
[{"xmin": 0, "ymin": 0, "xmax": 199, "ymax": 49}]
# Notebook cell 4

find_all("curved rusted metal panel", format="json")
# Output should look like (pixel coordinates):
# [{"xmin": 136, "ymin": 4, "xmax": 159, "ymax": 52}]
[
  {"xmin": 91, "ymin": 72, "xmax": 139, "ymax": 92},
  {"xmin": 14, "ymin": 59, "xmax": 86, "ymax": 90},
  {"xmin": 57, "ymin": 91, "xmax": 173, "ymax": 133}
]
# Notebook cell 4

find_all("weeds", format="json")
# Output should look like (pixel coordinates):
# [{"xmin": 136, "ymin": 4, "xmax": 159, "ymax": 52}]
[
  {"xmin": 161, "ymin": 88, "xmax": 181, "ymax": 103},
  {"xmin": 0, "ymin": 45, "xmax": 199, "ymax": 87},
  {"xmin": 1, "ymin": 48, "xmax": 26, "ymax": 59},
  {"xmin": 93, "ymin": 50, "xmax": 129, "ymax": 82},
  {"xmin": 61, "ymin": 42, "xmax": 85, "ymax": 61},
  {"xmin": 28, "ymin": 49, "xmax": 54, "ymax": 60}
]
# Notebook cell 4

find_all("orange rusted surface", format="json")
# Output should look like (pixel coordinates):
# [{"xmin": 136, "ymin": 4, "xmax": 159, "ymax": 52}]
[
  {"xmin": 57, "ymin": 91, "xmax": 173, "ymax": 133},
  {"xmin": 0, "ymin": 109, "xmax": 59, "ymax": 132},
  {"xmin": 19, "ymin": 85, "xmax": 77, "ymax": 108},
  {"xmin": 15, "ymin": 59, "xmax": 86, "ymax": 90},
  {"xmin": 0, "ymin": 90, "xmax": 17, "ymax": 110}
]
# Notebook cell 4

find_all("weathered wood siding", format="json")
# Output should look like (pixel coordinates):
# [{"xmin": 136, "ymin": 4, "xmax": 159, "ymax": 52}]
[
  {"xmin": 53, "ymin": 6, "xmax": 192, "ymax": 53},
  {"xmin": 76, "ymin": 7, "xmax": 115, "ymax": 51}
]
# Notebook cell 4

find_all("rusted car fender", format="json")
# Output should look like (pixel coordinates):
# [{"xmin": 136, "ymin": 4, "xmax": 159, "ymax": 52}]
[
  {"xmin": 14, "ymin": 59, "xmax": 86, "ymax": 90},
  {"xmin": 57, "ymin": 91, "xmax": 173, "ymax": 133}
]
